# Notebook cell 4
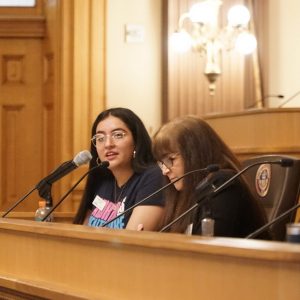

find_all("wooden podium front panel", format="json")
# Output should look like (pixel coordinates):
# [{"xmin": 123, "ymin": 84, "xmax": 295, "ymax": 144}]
[
  {"xmin": 0, "ymin": 219, "xmax": 300, "ymax": 299},
  {"xmin": 204, "ymin": 108, "xmax": 300, "ymax": 160}
]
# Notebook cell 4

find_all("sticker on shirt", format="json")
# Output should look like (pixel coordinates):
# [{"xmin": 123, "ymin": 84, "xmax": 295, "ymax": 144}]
[
  {"xmin": 92, "ymin": 195, "xmax": 107, "ymax": 210},
  {"xmin": 88, "ymin": 196, "xmax": 127, "ymax": 229}
]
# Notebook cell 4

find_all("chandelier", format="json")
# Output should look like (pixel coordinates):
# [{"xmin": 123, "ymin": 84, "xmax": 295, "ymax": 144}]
[{"xmin": 170, "ymin": 0, "xmax": 257, "ymax": 95}]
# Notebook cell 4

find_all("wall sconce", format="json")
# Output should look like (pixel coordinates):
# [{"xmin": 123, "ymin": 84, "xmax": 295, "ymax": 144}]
[{"xmin": 170, "ymin": 0, "xmax": 257, "ymax": 95}]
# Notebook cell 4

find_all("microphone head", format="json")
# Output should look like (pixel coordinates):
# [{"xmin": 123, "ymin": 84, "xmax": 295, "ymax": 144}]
[
  {"xmin": 206, "ymin": 164, "xmax": 220, "ymax": 172},
  {"xmin": 280, "ymin": 158, "xmax": 294, "ymax": 167},
  {"xmin": 73, "ymin": 150, "xmax": 92, "ymax": 166}
]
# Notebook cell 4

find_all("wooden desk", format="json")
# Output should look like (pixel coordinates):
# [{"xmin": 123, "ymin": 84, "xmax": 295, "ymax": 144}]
[{"xmin": 0, "ymin": 219, "xmax": 300, "ymax": 299}]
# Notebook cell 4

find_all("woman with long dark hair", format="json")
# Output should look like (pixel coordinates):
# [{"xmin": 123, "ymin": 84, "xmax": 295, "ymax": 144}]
[{"xmin": 74, "ymin": 107, "xmax": 164, "ymax": 230}]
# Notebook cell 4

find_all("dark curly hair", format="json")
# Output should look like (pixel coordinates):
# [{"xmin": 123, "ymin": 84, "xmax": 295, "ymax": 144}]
[{"xmin": 73, "ymin": 107, "xmax": 155, "ymax": 224}]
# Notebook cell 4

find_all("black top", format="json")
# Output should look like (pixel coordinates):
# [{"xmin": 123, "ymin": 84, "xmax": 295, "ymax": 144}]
[{"xmin": 191, "ymin": 169, "xmax": 270, "ymax": 239}]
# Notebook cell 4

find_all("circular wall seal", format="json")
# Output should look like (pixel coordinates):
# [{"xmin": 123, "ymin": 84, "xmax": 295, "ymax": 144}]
[{"xmin": 255, "ymin": 164, "xmax": 271, "ymax": 197}]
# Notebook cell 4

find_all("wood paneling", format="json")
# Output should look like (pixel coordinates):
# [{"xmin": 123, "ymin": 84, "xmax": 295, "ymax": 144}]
[
  {"xmin": 0, "ymin": 0, "xmax": 43, "ymax": 16},
  {"xmin": 0, "ymin": 0, "xmax": 106, "ymax": 216},
  {"xmin": 0, "ymin": 37, "xmax": 44, "ymax": 211},
  {"xmin": 0, "ymin": 16, "xmax": 45, "ymax": 37},
  {"xmin": 54, "ymin": 0, "xmax": 106, "ymax": 210},
  {"xmin": 204, "ymin": 108, "xmax": 300, "ymax": 160}
]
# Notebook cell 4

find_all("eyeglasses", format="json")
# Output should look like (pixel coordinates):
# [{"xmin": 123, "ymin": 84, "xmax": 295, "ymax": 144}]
[
  {"xmin": 157, "ymin": 153, "xmax": 180, "ymax": 171},
  {"xmin": 91, "ymin": 131, "xmax": 127, "ymax": 146}
]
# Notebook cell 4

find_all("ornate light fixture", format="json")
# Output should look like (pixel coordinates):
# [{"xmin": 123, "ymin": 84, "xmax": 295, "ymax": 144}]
[{"xmin": 170, "ymin": 0, "xmax": 257, "ymax": 95}]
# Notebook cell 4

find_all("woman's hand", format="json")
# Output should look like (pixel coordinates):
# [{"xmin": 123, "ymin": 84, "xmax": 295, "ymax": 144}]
[
  {"xmin": 126, "ymin": 205, "xmax": 164, "ymax": 231},
  {"xmin": 137, "ymin": 224, "xmax": 144, "ymax": 231}
]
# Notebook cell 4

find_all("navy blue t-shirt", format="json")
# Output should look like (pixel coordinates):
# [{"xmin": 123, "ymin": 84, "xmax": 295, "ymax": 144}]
[{"xmin": 87, "ymin": 165, "xmax": 164, "ymax": 229}]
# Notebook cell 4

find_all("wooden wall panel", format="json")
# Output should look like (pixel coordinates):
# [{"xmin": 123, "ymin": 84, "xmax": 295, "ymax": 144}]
[
  {"xmin": 2, "ymin": 105, "xmax": 24, "ymax": 207},
  {"xmin": 23, "ymin": 0, "xmax": 106, "ymax": 215},
  {"xmin": 0, "ymin": 0, "xmax": 106, "ymax": 218},
  {"xmin": 205, "ymin": 108, "xmax": 300, "ymax": 161},
  {"xmin": 0, "ymin": 0, "xmax": 43, "ymax": 16},
  {"xmin": 0, "ymin": 36, "xmax": 44, "ymax": 212},
  {"xmin": 41, "ymin": 2, "xmax": 57, "ymax": 206}
]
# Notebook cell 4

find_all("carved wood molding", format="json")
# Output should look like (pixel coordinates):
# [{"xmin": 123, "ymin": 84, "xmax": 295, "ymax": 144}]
[
  {"xmin": 0, "ymin": 16, "xmax": 45, "ymax": 38},
  {"xmin": 233, "ymin": 146, "xmax": 300, "ymax": 155}
]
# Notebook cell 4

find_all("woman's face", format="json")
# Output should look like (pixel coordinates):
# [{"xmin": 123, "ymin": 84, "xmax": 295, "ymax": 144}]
[
  {"xmin": 92, "ymin": 115, "xmax": 135, "ymax": 172},
  {"xmin": 158, "ymin": 152, "xmax": 185, "ymax": 191}
]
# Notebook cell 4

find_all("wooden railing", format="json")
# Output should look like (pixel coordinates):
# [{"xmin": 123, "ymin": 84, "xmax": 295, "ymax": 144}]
[{"xmin": 205, "ymin": 108, "xmax": 300, "ymax": 161}]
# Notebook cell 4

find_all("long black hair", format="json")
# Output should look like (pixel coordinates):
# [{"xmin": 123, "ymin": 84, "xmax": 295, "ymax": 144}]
[{"xmin": 73, "ymin": 107, "xmax": 155, "ymax": 224}]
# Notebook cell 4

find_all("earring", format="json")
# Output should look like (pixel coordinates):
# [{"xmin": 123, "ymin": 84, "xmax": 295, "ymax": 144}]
[
  {"xmin": 133, "ymin": 150, "xmax": 136, "ymax": 159},
  {"xmin": 96, "ymin": 157, "xmax": 101, "ymax": 166}
]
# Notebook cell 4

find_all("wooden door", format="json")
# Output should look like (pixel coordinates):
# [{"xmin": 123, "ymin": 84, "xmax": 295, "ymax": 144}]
[{"xmin": 0, "ymin": 19, "xmax": 44, "ymax": 213}]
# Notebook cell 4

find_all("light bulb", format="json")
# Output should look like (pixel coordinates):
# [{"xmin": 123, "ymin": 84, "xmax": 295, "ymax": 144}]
[
  {"xmin": 228, "ymin": 5, "xmax": 250, "ymax": 27},
  {"xmin": 235, "ymin": 32, "xmax": 257, "ymax": 55},
  {"xmin": 169, "ymin": 31, "xmax": 192, "ymax": 53},
  {"xmin": 189, "ymin": 0, "xmax": 222, "ymax": 24}
]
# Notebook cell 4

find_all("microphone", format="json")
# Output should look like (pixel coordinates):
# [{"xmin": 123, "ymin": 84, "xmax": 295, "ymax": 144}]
[
  {"xmin": 160, "ymin": 172, "xmax": 220, "ymax": 232},
  {"xmin": 100, "ymin": 164, "xmax": 220, "ymax": 228},
  {"xmin": 36, "ymin": 150, "xmax": 92, "ymax": 190},
  {"xmin": 278, "ymin": 89, "xmax": 300, "ymax": 108},
  {"xmin": 160, "ymin": 158, "xmax": 294, "ymax": 233},
  {"xmin": 246, "ymin": 94, "xmax": 284, "ymax": 109},
  {"xmin": 36, "ymin": 150, "xmax": 92, "ymax": 205},
  {"xmin": 41, "ymin": 160, "xmax": 109, "ymax": 221},
  {"xmin": 1, "ymin": 150, "xmax": 92, "ymax": 218}
]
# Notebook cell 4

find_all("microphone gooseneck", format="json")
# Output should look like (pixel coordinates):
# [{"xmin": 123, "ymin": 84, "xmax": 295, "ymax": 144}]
[
  {"xmin": 246, "ymin": 201, "xmax": 300, "ymax": 239},
  {"xmin": 278, "ymin": 89, "xmax": 300, "ymax": 108},
  {"xmin": 246, "ymin": 94, "xmax": 284, "ymax": 109},
  {"xmin": 160, "ymin": 159, "xmax": 294, "ymax": 234},
  {"xmin": 208, "ymin": 159, "xmax": 293, "ymax": 197},
  {"xmin": 160, "ymin": 174, "xmax": 219, "ymax": 233},
  {"xmin": 41, "ymin": 160, "xmax": 109, "ymax": 221},
  {"xmin": 2, "ymin": 186, "xmax": 37, "ymax": 218},
  {"xmin": 100, "ymin": 164, "xmax": 220, "ymax": 228}
]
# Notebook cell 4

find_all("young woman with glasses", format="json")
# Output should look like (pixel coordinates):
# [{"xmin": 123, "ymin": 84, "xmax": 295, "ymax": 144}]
[
  {"xmin": 73, "ymin": 107, "xmax": 164, "ymax": 230},
  {"xmin": 152, "ymin": 115, "xmax": 271, "ymax": 239}
]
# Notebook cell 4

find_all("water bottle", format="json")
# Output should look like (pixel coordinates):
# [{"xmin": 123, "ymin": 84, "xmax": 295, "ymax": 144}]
[
  {"xmin": 35, "ymin": 200, "xmax": 54, "ymax": 222},
  {"xmin": 201, "ymin": 217, "xmax": 215, "ymax": 236}
]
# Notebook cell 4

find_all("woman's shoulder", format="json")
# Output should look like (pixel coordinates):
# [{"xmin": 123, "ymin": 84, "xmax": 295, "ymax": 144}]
[
  {"xmin": 147, "ymin": 163, "xmax": 162, "ymax": 174},
  {"xmin": 134, "ymin": 164, "xmax": 163, "ymax": 184}
]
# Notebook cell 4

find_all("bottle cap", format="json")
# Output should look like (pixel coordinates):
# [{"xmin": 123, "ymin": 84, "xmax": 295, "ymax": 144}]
[{"xmin": 38, "ymin": 200, "xmax": 46, "ymax": 208}]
